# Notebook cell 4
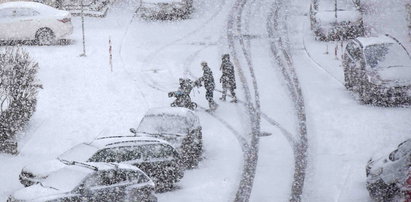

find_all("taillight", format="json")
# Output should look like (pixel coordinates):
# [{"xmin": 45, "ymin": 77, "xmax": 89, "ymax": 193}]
[
  {"xmin": 58, "ymin": 18, "xmax": 71, "ymax": 23},
  {"xmin": 407, "ymin": 177, "xmax": 411, "ymax": 185}
]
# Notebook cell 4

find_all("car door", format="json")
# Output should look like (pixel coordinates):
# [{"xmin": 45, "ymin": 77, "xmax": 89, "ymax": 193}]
[
  {"xmin": 83, "ymin": 170, "xmax": 119, "ymax": 201},
  {"xmin": 0, "ymin": 8, "xmax": 17, "ymax": 40},
  {"xmin": 12, "ymin": 8, "xmax": 41, "ymax": 40}
]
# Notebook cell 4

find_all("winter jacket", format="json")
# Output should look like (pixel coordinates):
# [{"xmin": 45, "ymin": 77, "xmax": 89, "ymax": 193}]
[
  {"xmin": 199, "ymin": 65, "xmax": 215, "ymax": 91},
  {"xmin": 220, "ymin": 59, "xmax": 236, "ymax": 89}
]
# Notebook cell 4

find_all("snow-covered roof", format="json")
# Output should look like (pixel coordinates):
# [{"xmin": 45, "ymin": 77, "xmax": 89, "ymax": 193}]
[
  {"xmin": 142, "ymin": 107, "xmax": 201, "ymax": 128},
  {"xmin": 142, "ymin": 0, "xmax": 183, "ymax": 3},
  {"xmin": 0, "ymin": 1, "xmax": 54, "ymax": 11},
  {"xmin": 317, "ymin": 0, "xmax": 358, "ymax": 11},
  {"xmin": 92, "ymin": 135, "xmax": 170, "ymax": 148},
  {"xmin": 354, "ymin": 35, "xmax": 396, "ymax": 48},
  {"xmin": 316, "ymin": 10, "xmax": 361, "ymax": 24},
  {"xmin": 145, "ymin": 107, "xmax": 195, "ymax": 117}
]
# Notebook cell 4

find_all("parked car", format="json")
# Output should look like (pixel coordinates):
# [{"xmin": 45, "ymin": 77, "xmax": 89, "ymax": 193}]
[
  {"xmin": 9, "ymin": 162, "xmax": 157, "ymax": 202},
  {"xmin": 0, "ymin": 1, "xmax": 73, "ymax": 45},
  {"xmin": 139, "ymin": 0, "xmax": 193, "ymax": 20},
  {"xmin": 343, "ymin": 35, "xmax": 411, "ymax": 106},
  {"xmin": 131, "ymin": 107, "xmax": 202, "ymax": 169},
  {"xmin": 366, "ymin": 139, "xmax": 411, "ymax": 201},
  {"xmin": 401, "ymin": 169, "xmax": 411, "ymax": 202},
  {"xmin": 19, "ymin": 135, "xmax": 184, "ymax": 190},
  {"xmin": 309, "ymin": 0, "xmax": 364, "ymax": 41}
]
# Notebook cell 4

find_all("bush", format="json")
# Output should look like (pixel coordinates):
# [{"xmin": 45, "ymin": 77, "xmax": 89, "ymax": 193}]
[{"xmin": 0, "ymin": 48, "xmax": 41, "ymax": 154}]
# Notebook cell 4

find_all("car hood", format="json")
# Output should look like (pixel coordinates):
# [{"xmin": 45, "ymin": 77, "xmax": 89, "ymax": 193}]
[
  {"xmin": 11, "ymin": 184, "xmax": 70, "ymax": 201},
  {"xmin": 22, "ymin": 159, "xmax": 67, "ymax": 178},
  {"xmin": 375, "ymin": 66, "xmax": 411, "ymax": 86}
]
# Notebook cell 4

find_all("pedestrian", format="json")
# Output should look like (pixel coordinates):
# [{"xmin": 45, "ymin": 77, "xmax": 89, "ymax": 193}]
[
  {"xmin": 219, "ymin": 54, "xmax": 237, "ymax": 103},
  {"xmin": 196, "ymin": 62, "xmax": 218, "ymax": 111}
]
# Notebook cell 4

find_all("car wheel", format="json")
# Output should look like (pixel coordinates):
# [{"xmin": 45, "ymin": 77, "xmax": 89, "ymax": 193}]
[
  {"xmin": 36, "ymin": 28, "xmax": 55, "ymax": 46},
  {"xmin": 359, "ymin": 81, "xmax": 372, "ymax": 104},
  {"xmin": 343, "ymin": 64, "xmax": 353, "ymax": 90}
]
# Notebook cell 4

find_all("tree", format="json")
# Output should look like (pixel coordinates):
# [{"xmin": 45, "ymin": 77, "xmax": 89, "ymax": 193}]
[{"xmin": 0, "ymin": 47, "xmax": 42, "ymax": 154}]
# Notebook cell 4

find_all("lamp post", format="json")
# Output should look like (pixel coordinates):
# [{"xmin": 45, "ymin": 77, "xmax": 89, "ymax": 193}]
[{"xmin": 80, "ymin": 0, "xmax": 86, "ymax": 57}]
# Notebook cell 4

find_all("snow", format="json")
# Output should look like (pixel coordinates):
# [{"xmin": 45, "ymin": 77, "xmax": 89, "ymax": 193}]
[
  {"xmin": 0, "ymin": 0, "xmax": 410, "ymax": 201},
  {"xmin": 142, "ymin": 0, "xmax": 183, "ymax": 3},
  {"xmin": 316, "ymin": 10, "xmax": 361, "ymax": 24}
]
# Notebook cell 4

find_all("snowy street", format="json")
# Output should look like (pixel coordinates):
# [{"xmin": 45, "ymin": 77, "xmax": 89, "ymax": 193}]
[{"xmin": 0, "ymin": 0, "xmax": 410, "ymax": 201}]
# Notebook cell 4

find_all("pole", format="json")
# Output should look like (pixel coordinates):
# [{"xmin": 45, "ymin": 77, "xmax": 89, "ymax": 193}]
[
  {"xmin": 109, "ymin": 36, "xmax": 113, "ymax": 72},
  {"xmin": 80, "ymin": 0, "xmax": 86, "ymax": 57},
  {"xmin": 335, "ymin": 0, "xmax": 338, "ymax": 21}
]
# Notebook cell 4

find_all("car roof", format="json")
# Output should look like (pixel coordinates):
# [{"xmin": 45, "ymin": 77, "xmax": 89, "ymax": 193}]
[
  {"xmin": 353, "ymin": 35, "xmax": 396, "ymax": 48},
  {"xmin": 144, "ymin": 107, "xmax": 201, "ymax": 126},
  {"xmin": 0, "ymin": 1, "xmax": 56, "ymax": 12},
  {"xmin": 91, "ymin": 135, "xmax": 172, "ymax": 149}
]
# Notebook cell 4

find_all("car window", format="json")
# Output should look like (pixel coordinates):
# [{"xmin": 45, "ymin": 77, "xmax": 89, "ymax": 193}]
[
  {"xmin": 0, "ymin": 8, "xmax": 16, "ymax": 18},
  {"xmin": 126, "ymin": 170, "xmax": 150, "ymax": 183},
  {"xmin": 141, "ymin": 144, "xmax": 175, "ymax": 159},
  {"xmin": 89, "ymin": 148, "xmax": 119, "ymax": 162},
  {"xmin": 14, "ymin": 8, "xmax": 39, "ymax": 17},
  {"xmin": 85, "ymin": 170, "xmax": 125, "ymax": 187},
  {"xmin": 116, "ymin": 146, "xmax": 142, "ymax": 162},
  {"xmin": 364, "ymin": 43, "xmax": 411, "ymax": 69}
]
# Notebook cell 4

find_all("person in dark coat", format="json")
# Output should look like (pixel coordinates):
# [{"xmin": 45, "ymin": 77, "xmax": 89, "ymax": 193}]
[
  {"xmin": 196, "ymin": 62, "xmax": 217, "ymax": 110},
  {"xmin": 219, "ymin": 54, "xmax": 237, "ymax": 103}
]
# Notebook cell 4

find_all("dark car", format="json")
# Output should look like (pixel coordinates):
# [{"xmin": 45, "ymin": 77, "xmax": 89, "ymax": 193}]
[
  {"xmin": 343, "ymin": 35, "xmax": 411, "ymax": 106},
  {"xmin": 19, "ymin": 136, "xmax": 184, "ymax": 190},
  {"xmin": 309, "ymin": 0, "xmax": 364, "ymax": 41},
  {"xmin": 9, "ymin": 162, "xmax": 157, "ymax": 202},
  {"xmin": 366, "ymin": 139, "xmax": 411, "ymax": 201},
  {"xmin": 139, "ymin": 0, "xmax": 193, "ymax": 20},
  {"xmin": 132, "ymin": 107, "xmax": 202, "ymax": 169}
]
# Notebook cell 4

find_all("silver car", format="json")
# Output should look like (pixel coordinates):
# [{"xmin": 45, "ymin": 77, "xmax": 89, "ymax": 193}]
[
  {"xmin": 343, "ymin": 35, "xmax": 411, "ymax": 106},
  {"xmin": 366, "ymin": 139, "xmax": 411, "ymax": 201}
]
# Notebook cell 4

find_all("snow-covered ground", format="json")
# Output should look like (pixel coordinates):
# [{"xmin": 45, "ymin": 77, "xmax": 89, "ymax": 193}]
[{"xmin": 0, "ymin": 0, "xmax": 410, "ymax": 201}]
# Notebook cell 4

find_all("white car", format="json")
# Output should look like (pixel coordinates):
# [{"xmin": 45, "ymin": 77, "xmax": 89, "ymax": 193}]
[
  {"xmin": 131, "ymin": 107, "xmax": 203, "ymax": 169},
  {"xmin": 0, "ymin": 1, "xmax": 73, "ymax": 45},
  {"xmin": 139, "ymin": 0, "xmax": 193, "ymax": 20},
  {"xmin": 9, "ymin": 162, "xmax": 157, "ymax": 202}
]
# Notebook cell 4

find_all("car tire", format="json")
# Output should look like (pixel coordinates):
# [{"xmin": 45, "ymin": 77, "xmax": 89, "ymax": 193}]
[
  {"xmin": 343, "ymin": 63, "xmax": 353, "ymax": 90},
  {"xmin": 36, "ymin": 28, "xmax": 55, "ymax": 46},
  {"xmin": 358, "ymin": 79, "xmax": 373, "ymax": 104}
]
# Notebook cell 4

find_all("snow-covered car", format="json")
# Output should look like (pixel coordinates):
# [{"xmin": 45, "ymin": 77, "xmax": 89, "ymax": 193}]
[
  {"xmin": 9, "ymin": 162, "xmax": 157, "ymax": 202},
  {"xmin": 401, "ymin": 169, "xmax": 411, "ymax": 202},
  {"xmin": 0, "ymin": 1, "xmax": 73, "ymax": 45},
  {"xmin": 139, "ymin": 0, "xmax": 193, "ymax": 20},
  {"xmin": 19, "ymin": 135, "xmax": 184, "ymax": 189},
  {"xmin": 132, "ymin": 107, "xmax": 202, "ymax": 169},
  {"xmin": 343, "ymin": 35, "xmax": 411, "ymax": 106},
  {"xmin": 309, "ymin": 0, "xmax": 364, "ymax": 41},
  {"xmin": 366, "ymin": 139, "xmax": 411, "ymax": 201}
]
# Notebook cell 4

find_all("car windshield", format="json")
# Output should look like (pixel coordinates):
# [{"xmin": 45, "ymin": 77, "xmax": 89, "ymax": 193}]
[
  {"xmin": 137, "ymin": 115, "xmax": 189, "ymax": 134},
  {"xmin": 318, "ymin": 0, "xmax": 357, "ymax": 11},
  {"xmin": 364, "ymin": 43, "xmax": 411, "ymax": 69},
  {"xmin": 41, "ymin": 167, "xmax": 89, "ymax": 192},
  {"xmin": 58, "ymin": 143, "xmax": 99, "ymax": 163}
]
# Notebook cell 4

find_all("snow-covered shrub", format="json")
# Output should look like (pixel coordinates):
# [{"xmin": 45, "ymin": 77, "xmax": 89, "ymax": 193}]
[{"xmin": 0, "ymin": 48, "xmax": 41, "ymax": 154}]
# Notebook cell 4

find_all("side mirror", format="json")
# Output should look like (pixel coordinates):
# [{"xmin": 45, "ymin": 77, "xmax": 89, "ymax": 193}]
[{"xmin": 130, "ymin": 128, "xmax": 137, "ymax": 135}]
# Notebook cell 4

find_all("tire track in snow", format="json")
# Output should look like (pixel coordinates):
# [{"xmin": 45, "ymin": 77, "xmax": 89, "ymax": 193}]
[
  {"xmin": 267, "ymin": 2, "xmax": 308, "ymax": 201},
  {"xmin": 227, "ymin": 0, "xmax": 261, "ymax": 200},
  {"xmin": 140, "ymin": 0, "xmax": 229, "ymax": 91},
  {"xmin": 117, "ymin": 0, "xmax": 151, "ymax": 108}
]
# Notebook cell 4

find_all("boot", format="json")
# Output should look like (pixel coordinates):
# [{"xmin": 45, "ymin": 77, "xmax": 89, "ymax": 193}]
[
  {"xmin": 219, "ymin": 95, "xmax": 226, "ymax": 101},
  {"xmin": 230, "ymin": 96, "xmax": 238, "ymax": 103}
]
